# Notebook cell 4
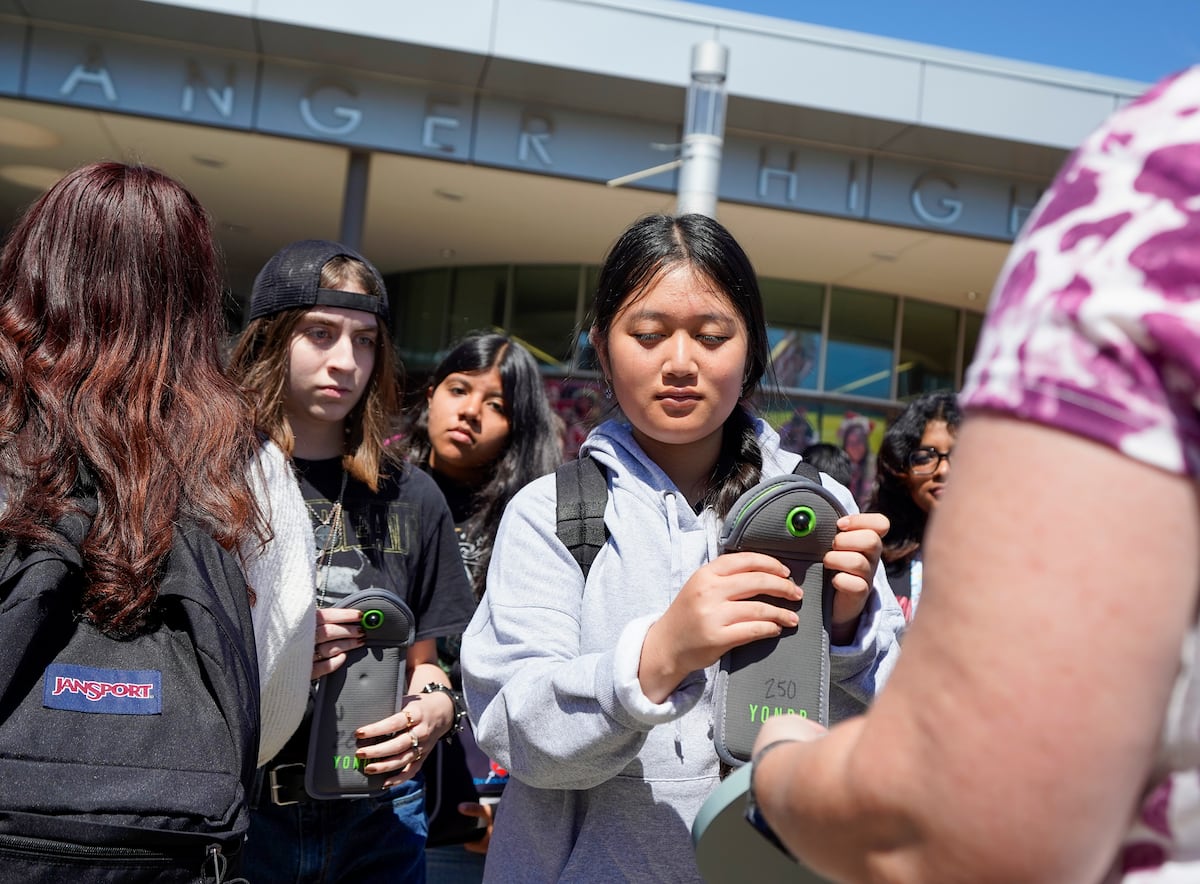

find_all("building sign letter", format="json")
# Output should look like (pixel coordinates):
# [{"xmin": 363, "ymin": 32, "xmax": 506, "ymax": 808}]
[
  {"xmin": 299, "ymin": 84, "xmax": 362, "ymax": 137},
  {"xmin": 758, "ymin": 150, "xmax": 799, "ymax": 203},
  {"xmin": 910, "ymin": 172, "xmax": 963, "ymax": 226},
  {"xmin": 1009, "ymin": 204, "xmax": 1033, "ymax": 237},
  {"xmin": 518, "ymin": 115, "xmax": 553, "ymax": 166},
  {"xmin": 181, "ymin": 62, "xmax": 235, "ymax": 118},
  {"xmin": 60, "ymin": 52, "xmax": 118, "ymax": 103},
  {"xmin": 422, "ymin": 104, "xmax": 461, "ymax": 153},
  {"xmin": 1008, "ymin": 185, "xmax": 1039, "ymax": 237}
]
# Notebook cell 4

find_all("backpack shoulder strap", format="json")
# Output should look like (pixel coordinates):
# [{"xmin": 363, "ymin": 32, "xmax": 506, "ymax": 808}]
[
  {"xmin": 791, "ymin": 459, "xmax": 821, "ymax": 483},
  {"xmin": 553, "ymin": 457, "xmax": 815, "ymax": 579},
  {"xmin": 555, "ymin": 456, "xmax": 609, "ymax": 580},
  {"xmin": 158, "ymin": 520, "xmax": 261, "ymax": 800}
]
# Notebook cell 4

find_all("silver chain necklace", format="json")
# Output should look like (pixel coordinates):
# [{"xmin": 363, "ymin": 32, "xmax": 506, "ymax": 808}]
[{"xmin": 310, "ymin": 469, "xmax": 349, "ymax": 609}]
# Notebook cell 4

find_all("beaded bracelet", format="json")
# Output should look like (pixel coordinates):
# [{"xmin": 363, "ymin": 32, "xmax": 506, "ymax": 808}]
[{"xmin": 420, "ymin": 682, "xmax": 467, "ymax": 742}]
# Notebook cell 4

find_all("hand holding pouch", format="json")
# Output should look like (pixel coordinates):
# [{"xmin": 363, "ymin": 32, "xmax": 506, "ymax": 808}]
[
  {"xmin": 712, "ymin": 470, "xmax": 846, "ymax": 767},
  {"xmin": 305, "ymin": 588, "xmax": 415, "ymax": 799}
]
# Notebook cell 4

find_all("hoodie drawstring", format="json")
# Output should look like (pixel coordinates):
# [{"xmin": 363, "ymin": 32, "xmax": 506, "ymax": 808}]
[
  {"xmin": 663, "ymin": 492, "xmax": 687, "ymax": 761},
  {"xmin": 665, "ymin": 492, "xmax": 683, "ymax": 604},
  {"xmin": 704, "ymin": 512, "xmax": 719, "ymax": 563}
]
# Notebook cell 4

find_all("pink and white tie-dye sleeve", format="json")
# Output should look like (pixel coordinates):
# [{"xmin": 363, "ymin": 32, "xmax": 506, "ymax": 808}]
[{"xmin": 961, "ymin": 66, "xmax": 1200, "ymax": 478}]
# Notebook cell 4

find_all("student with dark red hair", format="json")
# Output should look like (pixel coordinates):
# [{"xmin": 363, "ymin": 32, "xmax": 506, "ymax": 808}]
[{"xmin": 0, "ymin": 161, "xmax": 315, "ymax": 877}]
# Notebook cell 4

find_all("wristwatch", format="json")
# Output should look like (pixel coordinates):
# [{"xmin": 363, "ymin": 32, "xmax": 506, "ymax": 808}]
[
  {"xmin": 745, "ymin": 739, "xmax": 798, "ymax": 858},
  {"xmin": 420, "ymin": 682, "xmax": 466, "ymax": 742}
]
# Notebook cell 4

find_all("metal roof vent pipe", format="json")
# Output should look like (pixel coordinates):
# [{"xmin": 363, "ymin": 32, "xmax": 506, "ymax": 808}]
[{"xmin": 677, "ymin": 40, "xmax": 729, "ymax": 219}]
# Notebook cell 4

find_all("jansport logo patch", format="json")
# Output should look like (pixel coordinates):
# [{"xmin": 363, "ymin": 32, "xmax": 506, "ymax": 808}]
[{"xmin": 43, "ymin": 664, "xmax": 162, "ymax": 715}]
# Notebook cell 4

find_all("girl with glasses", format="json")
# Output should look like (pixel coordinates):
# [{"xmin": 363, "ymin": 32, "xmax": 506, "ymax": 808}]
[{"xmin": 867, "ymin": 390, "xmax": 961, "ymax": 623}]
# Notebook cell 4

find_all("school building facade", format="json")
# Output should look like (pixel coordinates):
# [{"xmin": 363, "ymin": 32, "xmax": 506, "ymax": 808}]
[{"xmin": 0, "ymin": 0, "xmax": 1148, "ymax": 458}]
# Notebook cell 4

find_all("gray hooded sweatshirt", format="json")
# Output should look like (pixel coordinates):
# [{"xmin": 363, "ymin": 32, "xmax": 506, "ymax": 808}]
[{"xmin": 461, "ymin": 418, "xmax": 905, "ymax": 883}]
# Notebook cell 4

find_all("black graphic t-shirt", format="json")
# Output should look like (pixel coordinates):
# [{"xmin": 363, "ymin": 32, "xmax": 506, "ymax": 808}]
[
  {"xmin": 296, "ymin": 456, "xmax": 475, "ymax": 642},
  {"xmin": 419, "ymin": 465, "xmax": 510, "ymax": 844},
  {"xmin": 271, "ymin": 457, "xmax": 475, "ymax": 767},
  {"xmin": 420, "ymin": 466, "xmax": 486, "ymax": 686},
  {"xmin": 422, "ymin": 467, "xmax": 486, "ymax": 594}
]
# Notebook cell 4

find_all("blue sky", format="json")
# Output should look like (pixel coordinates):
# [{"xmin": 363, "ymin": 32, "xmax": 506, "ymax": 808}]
[{"xmin": 701, "ymin": 1, "xmax": 1200, "ymax": 85}]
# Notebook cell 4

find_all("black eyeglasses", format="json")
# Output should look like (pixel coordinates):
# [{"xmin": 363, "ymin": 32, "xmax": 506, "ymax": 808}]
[{"xmin": 907, "ymin": 446, "xmax": 952, "ymax": 475}]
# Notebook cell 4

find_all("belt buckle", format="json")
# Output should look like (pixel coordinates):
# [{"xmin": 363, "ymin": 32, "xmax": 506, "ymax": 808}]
[{"xmin": 268, "ymin": 763, "xmax": 305, "ymax": 806}]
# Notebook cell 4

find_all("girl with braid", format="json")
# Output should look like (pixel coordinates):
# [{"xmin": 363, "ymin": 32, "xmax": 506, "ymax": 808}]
[{"xmin": 461, "ymin": 213, "xmax": 904, "ymax": 883}]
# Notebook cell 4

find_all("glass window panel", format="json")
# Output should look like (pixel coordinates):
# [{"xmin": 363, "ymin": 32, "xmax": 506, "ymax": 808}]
[
  {"xmin": 825, "ymin": 287, "xmax": 896, "ymax": 400},
  {"xmin": 761, "ymin": 277, "xmax": 824, "ymax": 391},
  {"xmin": 758, "ymin": 395, "xmax": 888, "ymax": 510},
  {"xmin": 509, "ymin": 266, "xmax": 581, "ymax": 367},
  {"xmin": 962, "ymin": 311, "xmax": 984, "ymax": 382},
  {"xmin": 898, "ymin": 299, "xmax": 958, "ymax": 398},
  {"xmin": 760, "ymin": 395, "xmax": 823, "ymax": 454},
  {"xmin": 546, "ymin": 377, "xmax": 606, "ymax": 460},
  {"xmin": 388, "ymin": 269, "xmax": 450, "ymax": 369},
  {"xmin": 447, "ymin": 266, "xmax": 507, "ymax": 342}
]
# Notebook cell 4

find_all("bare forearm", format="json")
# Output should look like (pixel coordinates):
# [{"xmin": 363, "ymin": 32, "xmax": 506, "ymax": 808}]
[
  {"xmin": 408, "ymin": 661, "xmax": 451, "ymax": 691},
  {"xmin": 754, "ymin": 419, "xmax": 1200, "ymax": 882},
  {"xmin": 753, "ymin": 716, "xmax": 925, "ymax": 883}
]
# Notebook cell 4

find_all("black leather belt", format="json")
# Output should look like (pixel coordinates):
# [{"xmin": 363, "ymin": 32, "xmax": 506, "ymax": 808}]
[{"xmin": 262, "ymin": 762, "xmax": 308, "ymax": 806}]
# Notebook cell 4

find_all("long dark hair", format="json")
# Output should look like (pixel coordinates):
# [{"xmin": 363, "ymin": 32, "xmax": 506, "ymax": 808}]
[
  {"xmin": 403, "ymin": 332, "xmax": 561, "ymax": 595},
  {"xmin": 0, "ymin": 162, "xmax": 264, "ymax": 636},
  {"xmin": 228, "ymin": 256, "xmax": 403, "ymax": 491},
  {"xmin": 590, "ymin": 213, "xmax": 771, "ymax": 517},
  {"xmin": 868, "ymin": 390, "xmax": 962, "ymax": 563}
]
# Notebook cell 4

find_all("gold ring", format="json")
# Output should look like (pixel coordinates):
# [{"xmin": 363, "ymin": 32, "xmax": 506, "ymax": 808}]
[
  {"xmin": 404, "ymin": 709, "xmax": 415, "ymax": 728},
  {"xmin": 413, "ymin": 748, "xmax": 422, "ymax": 761}
]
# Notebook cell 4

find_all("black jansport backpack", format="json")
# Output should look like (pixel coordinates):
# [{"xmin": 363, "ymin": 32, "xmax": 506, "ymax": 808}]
[{"xmin": 0, "ymin": 499, "xmax": 260, "ymax": 883}]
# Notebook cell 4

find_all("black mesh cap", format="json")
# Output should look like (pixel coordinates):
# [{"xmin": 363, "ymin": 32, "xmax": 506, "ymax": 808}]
[{"xmin": 249, "ymin": 239, "xmax": 390, "ymax": 323}]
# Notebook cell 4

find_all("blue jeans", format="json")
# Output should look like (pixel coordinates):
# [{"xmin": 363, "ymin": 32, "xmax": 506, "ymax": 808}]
[
  {"xmin": 244, "ymin": 778, "xmax": 427, "ymax": 884},
  {"xmin": 424, "ymin": 844, "xmax": 486, "ymax": 884}
]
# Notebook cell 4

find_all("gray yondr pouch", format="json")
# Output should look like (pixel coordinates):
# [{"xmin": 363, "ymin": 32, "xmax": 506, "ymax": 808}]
[
  {"xmin": 712, "ymin": 465, "xmax": 846, "ymax": 767},
  {"xmin": 305, "ymin": 588, "xmax": 415, "ymax": 799}
]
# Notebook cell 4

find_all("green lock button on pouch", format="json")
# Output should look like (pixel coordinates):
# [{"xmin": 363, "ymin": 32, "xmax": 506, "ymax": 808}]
[
  {"xmin": 712, "ymin": 462, "xmax": 846, "ymax": 768},
  {"xmin": 305, "ymin": 588, "xmax": 415, "ymax": 799}
]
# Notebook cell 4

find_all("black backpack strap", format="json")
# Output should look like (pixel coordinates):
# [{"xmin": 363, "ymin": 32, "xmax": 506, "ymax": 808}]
[
  {"xmin": 791, "ymin": 459, "xmax": 821, "ymax": 483},
  {"xmin": 159, "ymin": 522, "xmax": 261, "ymax": 806},
  {"xmin": 555, "ymin": 456, "xmax": 609, "ymax": 580},
  {"xmin": 553, "ymin": 458, "xmax": 811, "ymax": 580}
]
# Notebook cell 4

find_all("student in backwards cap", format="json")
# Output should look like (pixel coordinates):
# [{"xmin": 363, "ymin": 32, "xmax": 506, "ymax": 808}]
[{"xmin": 229, "ymin": 240, "xmax": 475, "ymax": 883}]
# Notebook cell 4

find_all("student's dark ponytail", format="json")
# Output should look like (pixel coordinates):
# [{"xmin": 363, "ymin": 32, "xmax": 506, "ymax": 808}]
[{"xmin": 704, "ymin": 404, "xmax": 763, "ymax": 517}]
